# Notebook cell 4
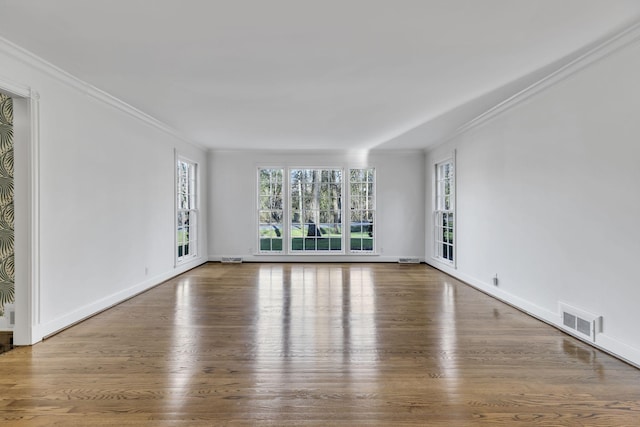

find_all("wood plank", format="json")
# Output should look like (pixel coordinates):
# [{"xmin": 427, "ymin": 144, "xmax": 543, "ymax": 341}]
[{"xmin": 1, "ymin": 262, "xmax": 639, "ymax": 425}]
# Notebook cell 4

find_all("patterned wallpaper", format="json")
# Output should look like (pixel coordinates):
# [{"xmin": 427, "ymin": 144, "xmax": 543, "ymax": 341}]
[{"xmin": 0, "ymin": 93, "xmax": 14, "ymax": 317}]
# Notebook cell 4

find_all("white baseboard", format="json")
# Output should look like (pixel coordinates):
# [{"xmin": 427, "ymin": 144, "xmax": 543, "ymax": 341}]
[
  {"xmin": 31, "ymin": 258, "xmax": 208, "ymax": 343},
  {"xmin": 209, "ymin": 254, "xmax": 424, "ymax": 263},
  {"xmin": 594, "ymin": 334, "xmax": 640, "ymax": 369},
  {"xmin": 425, "ymin": 260, "xmax": 640, "ymax": 368}
]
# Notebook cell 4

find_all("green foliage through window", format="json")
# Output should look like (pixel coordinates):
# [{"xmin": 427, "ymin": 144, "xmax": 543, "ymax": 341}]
[
  {"xmin": 349, "ymin": 168, "xmax": 375, "ymax": 252},
  {"xmin": 258, "ymin": 169, "xmax": 284, "ymax": 251},
  {"xmin": 290, "ymin": 169, "xmax": 342, "ymax": 252},
  {"xmin": 257, "ymin": 167, "xmax": 376, "ymax": 254},
  {"xmin": 434, "ymin": 160, "xmax": 454, "ymax": 262},
  {"xmin": 177, "ymin": 159, "xmax": 197, "ymax": 261}
]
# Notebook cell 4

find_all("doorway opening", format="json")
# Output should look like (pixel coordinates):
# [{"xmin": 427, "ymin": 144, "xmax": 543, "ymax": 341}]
[{"xmin": 0, "ymin": 78, "xmax": 40, "ymax": 348}]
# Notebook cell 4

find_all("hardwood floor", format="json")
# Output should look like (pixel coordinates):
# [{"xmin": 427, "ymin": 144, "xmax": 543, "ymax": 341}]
[
  {"xmin": 0, "ymin": 332, "xmax": 12, "ymax": 355},
  {"xmin": 1, "ymin": 263, "xmax": 640, "ymax": 426}
]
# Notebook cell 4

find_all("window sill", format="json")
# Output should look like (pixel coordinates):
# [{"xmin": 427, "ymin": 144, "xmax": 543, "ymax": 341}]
[
  {"xmin": 431, "ymin": 256, "xmax": 456, "ymax": 268},
  {"xmin": 255, "ymin": 252, "xmax": 380, "ymax": 256}
]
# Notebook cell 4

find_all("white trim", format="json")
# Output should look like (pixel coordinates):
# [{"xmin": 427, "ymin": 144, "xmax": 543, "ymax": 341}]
[
  {"xmin": 432, "ymin": 153, "xmax": 456, "ymax": 267},
  {"xmin": 173, "ymin": 149, "xmax": 179, "ymax": 267},
  {"xmin": 211, "ymin": 148, "xmax": 425, "ymax": 157},
  {"xmin": 34, "ymin": 258, "xmax": 207, "ymax": 340},
  {"xmin": 210, "ymin": 255, "xmax": 412, "ymax": 263},
  {"xmin": 0, "ymin": 80, "xmax": 41, "ymax": 344},
  {"xmin": 253, "ymin": 252, "xmax": 381, "ymax": 257},
  {"xmin": 433, "ymin": 20, "xmax": 640, "ymax": 147},
  {"xmin": 347, "ymin": 167, "xmax": 376, "ymax": 254},
  {"xmin": 288, "ymin": 167, "xmax": 345, "ymax": 254},
  {"xmin": 426, "ymin": 259, "xmax": 559, "ymax": 330},
  {"xmin": 256, "ymin": 167, "xmax": 286, "ymax": 254},
  {"xmin": 27, "ymin": 90, "xmax": 41, "ymax": 342},
  {"xmin": 594, "ymin": 334, "xmax": 640, "ymax": 370},
  {"xmin": 256, "ymin": 165, "xmax": 379, "ymax": 256},
  {"xmin": 175, "ymin": 154, "xmax": 199, "ymax": 265},
  {"xmin": 0, "ymin": 74, "xmax": 30, "ymax": 98},
  {"xmin": 0, "ymin": 36, "xmax": 205, "ymax": 151},
  {"xmin": 426, "ymin": 259, "xmax": 640, "ymax": 368}
]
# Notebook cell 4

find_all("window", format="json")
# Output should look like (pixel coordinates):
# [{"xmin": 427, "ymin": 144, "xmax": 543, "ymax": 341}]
[
  {"xmin": 257, "ymin": 166, "xmax": 376, "ymax": 254},
  {"xmin": 290, "ymin": 169, "xmax": 342, "ymax": 252},
  {"xmin": 258, "ymin": 168, "xmax": 284, "ymax": 252},
  {"xmin": 349, "ymin": 168, "xmax": 375, "ymax": 252},
  {"xmin": 176, "ymin": 158, "xmax": 198, "ymax": 263},
  {"xmin": 434, "ymin": 159, "xmax": 454, "ymax": 264}
]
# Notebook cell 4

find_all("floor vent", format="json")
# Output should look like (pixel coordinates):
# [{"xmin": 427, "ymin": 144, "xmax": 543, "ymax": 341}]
[
  {"xmin": 559, "ymin": 303, "xmax": 602, "ymax": 343},
  {"xmin": 398, "ymin": 257, "xmax": 420, "ymax": 264},
  {"xmin": 221, "ymin": 257, "xmax": 243, "ymax": 264}
]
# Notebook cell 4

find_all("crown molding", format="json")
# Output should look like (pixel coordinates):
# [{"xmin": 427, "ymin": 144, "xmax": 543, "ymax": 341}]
[
  {"xmin": 436, "ymin": 20, "xmax": 640, "ymax": 147},
  {"xmin": 0, "ymin": 74, "xmax": 31, "ymax": 98},
  {"xmin": 0, "ymin": 36, "xmax": 206, "ymax": 151},
  {"xmin": 208, "ymin": 147, "xmax": 425, "ymax": 156}
]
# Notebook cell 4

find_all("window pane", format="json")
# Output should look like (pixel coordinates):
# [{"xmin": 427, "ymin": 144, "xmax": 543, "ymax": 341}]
[
  {"xmin": 259, "ymin": 196, "xmax": 270, "ymax": 210},
  {"xmin": 349, "ymin": 168, "xmax": 375, "ymax": 252},
  {"xmin": 289, "ymin": 168, "xmax": 343, "ymax": 252},
  {"xmin": 366, "ymin": 169, "xmax": 374, "ymax": 182},
  {"xmin": 259, "ymin": 211, "xmax": 272, "ymax": 223},
  {"xmin": 435, "ymin": 160, "xmax": 454, "ymax": 264},
  {"xmin": 258, "ymin": 168, "xmax": 285, "ymax": 252},
  {"xmin": 177, "ymin": 159, "xmax": 198, "ymax": 262}
]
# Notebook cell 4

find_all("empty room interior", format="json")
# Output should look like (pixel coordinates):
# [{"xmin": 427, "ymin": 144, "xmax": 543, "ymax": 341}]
[{"xmin": 1, "ymin": 1, "xmax": 640, "ymax": 425}]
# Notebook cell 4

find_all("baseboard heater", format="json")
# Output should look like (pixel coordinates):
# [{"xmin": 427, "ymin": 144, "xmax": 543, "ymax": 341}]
[{"xmin": 221, "ymin": 257, "xmax": 243, "ymax": 264}]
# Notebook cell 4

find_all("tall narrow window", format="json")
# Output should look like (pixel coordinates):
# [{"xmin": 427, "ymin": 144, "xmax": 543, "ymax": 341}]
[
  {"xmin": 258, "ymin": 168, "xmax": 284, "ymax": 252},
  {"xmin": 349, "ymin": 168, "xmax": 375, "ymax": 252},
  {"xmin": 290, "ymin": 169, "xmax": 342, "ymax": 252},
  {"xmin": 434, "ymin": 159, "xmax": 454, "ymax": 264},
  {"xmin": 176, "ymin": 158, "xmax": 198, "ymax": 263}
]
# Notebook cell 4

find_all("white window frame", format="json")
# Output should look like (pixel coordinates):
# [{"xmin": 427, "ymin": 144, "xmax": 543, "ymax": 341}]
[
  {"xmin": 176, "ymin": 155, "xmax": 198, "ymax": 265},
  {"xmin": 348, "ymin": 168, "xmax": 376, "ymax": 253},
  {"xmin": 255, "ymin": 166, "xmax": 378, "ymax": 256},
  {"xmin": 289, "ymin": 167, "xmax": 344, "ymax": 254},
  {"xmin": 433, "ymin": 154, "xmax": 455, "ymax": 266},
  {"xmin": 257, "ymin": 167, "xmax": 285, "ymax": 253}
]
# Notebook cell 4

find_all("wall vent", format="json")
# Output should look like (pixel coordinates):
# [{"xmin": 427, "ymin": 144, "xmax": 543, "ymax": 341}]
[
  {"xmin": 398, "ymin": 257, "xmax": 420, "ymax": 264},
  {"xmin": 221, "ymin": 257, "xmax": 243, "ymax": 264},
  {"xmin": 559, "ymin": 303, "xmax": 602, "ymax": 343}
]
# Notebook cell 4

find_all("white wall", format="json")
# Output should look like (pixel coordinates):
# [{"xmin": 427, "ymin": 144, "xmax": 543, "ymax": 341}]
[
  {"xmin": 0, "ymin": 39, "xmax": 208, "ymax": 343},
  {"xmin": 209, "ymin": 150, "xmax": 425, "ymax": 262},
  {"xmin": 426, "ymin": 38, "xmax": 640, "ymax": 365}
]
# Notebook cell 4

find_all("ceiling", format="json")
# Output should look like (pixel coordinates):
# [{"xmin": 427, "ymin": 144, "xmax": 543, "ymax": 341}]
[{"xmin": 1, "ymin": 0, "xmax": 639, "ymax": 151}]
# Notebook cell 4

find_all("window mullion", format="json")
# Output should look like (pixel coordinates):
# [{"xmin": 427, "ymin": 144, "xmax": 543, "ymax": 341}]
[
  {"xmin": 434, "ymin": 158, "xmax": 455, "ymax": 265},
  {"xmin": 176, "ymin": 158, "xmax": 198, "ymax": 263},
  {"xmin": 283, "ymin": 167, "xmax": 290, "ymax": 254}
]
